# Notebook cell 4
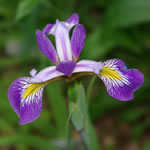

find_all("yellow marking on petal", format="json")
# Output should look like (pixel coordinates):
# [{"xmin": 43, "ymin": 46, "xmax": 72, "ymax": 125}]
[
  {"xmin": 23, "ymin": 82, "xmax": 46, "ymax": 99},
  {"xmin": 100, "ymin": 66, "xmax": 122, "ymax": 80},
  {"xmin": 22, "ymin": 76, "xmax": 67, "ymax": 100}
]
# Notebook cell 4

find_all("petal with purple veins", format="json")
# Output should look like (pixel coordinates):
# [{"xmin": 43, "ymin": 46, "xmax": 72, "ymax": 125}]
[
  {"xmin": 36, "ymin": 30, "xmax": 59, "ymax": 64},
  {"xmin": 99, "ymin": 59, "xmax": 144, "ymax": 101},
  {"xmin": 8, "ymin": 67, "xmax": 65, "ymax": 124},
  {"xmin": 71, "ymin": 24, "xmax": 86, "ymax": 61},
  {"xmin": 8, "ymin": 77, "xmax": 44, "ymax": 124}
]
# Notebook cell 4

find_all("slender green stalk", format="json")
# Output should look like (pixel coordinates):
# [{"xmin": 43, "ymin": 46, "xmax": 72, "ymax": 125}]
[
  {"xmin": 80, "ymin": 130, "xmax": 90, "ymax": 150},
  {"xmin": 66, "ymin": 125, "xmax": 72, "ymax": 150},
  {"xmin": 86, "ymin": 76, "xmax": 97, "ymax": 104},
  {"xmin": 68, "ymin": 82, "xmax": 101, "ymax": 150},
  {"xmin": 66, "ymin": 110, "xmax": 73, "ymax": 150}
]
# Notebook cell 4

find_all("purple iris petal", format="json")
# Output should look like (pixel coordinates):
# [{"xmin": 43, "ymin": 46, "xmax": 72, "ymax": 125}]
[
  {"xmin": 36, "ymin": 30, "xmax": 59, "ymax": 64},
  {"xmin": 8, "ymin": 66, "xmax": 66, "ymax": 124},
  {"xmin": 42, "ymin": 13, "xmax": 79, "ymax": 35},
  {"xmin": 43, "ymin": 24, "xmax": 54, "ymax": 35},
  {"xmin": 71, "ymin": 24, "xmax": 86, "ymax": 60},
  {"xmin": 73, "ymin": 60, "xmax": 102, "ymax": 73},
  {"xmin": 54, "ymin": 21, "xmax": 72, "ymax": 61},
  {"xmin": 30, "ymin": 68, "xmax": 37, "ymax": 77},
  {"xmin": 8, "ymin": 77, "xmax": 44, "ymax": 124},
  {"xmin": 56, "ymin": 61, "xmax": 76, "ymax": 76},
  {"xmin": 100, "ymin": 59, "xmax": 144, "ymax": 101},
  {"xmin": 65, "ymin": 13, "xmax": 79, "ymax": 28},
  {"xmin": 38, "ymin": 14, "xmax": 80, "ymax": 63},
  {"xmin": 8, "ymin": 77, "xmax": 26, "ymax": 117},
  {"xmin": 34, "ymin": 66, "xmax": 64, "ymax": 82},
  {"xmin": 19, "ymin": 96, "xmax": 43, "ymax": 125}
]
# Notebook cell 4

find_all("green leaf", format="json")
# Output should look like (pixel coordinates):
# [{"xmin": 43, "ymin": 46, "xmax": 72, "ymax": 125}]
[
  {"xmin": 82, "ymin": 27, "xmax": 140, "ymax": 60},
  {"xmin": 75, "ymin": 83, "xmax": 87, "ymax": 114},
  {"xmin": 47, "ymin": 82, "xmax": 67, "ymax": 137},
  {"xmin": 86, "ymin": 76, "xmax": 97, "ymax": 103},
  {"xmin": 84, "ymin": 117, "xmax": 100, "ymax": 150},
  {"xmin": 16, "ymin": 0, "xmax": 40, "ymax": 20},
  {"xmin": 69, "ymin": 102, "xmax": 84, "ymax": 131},
  {"xmin": 0, "ymin": 135, "xmax": 60, "ymax": 150},
  {"xmin": 104, "ymin": 0, "xmax": 150, "ymax": 28},
  {"xmin": 69, "ymin": 83, "xmax": 101, "ymax": 150},
  {"xmin": 68, "ymin": 83, "xmax": 77, "ymax": 102},
  {"xmin": 77, "ymin": 84, "xmax": 100, "ymax": 150}
]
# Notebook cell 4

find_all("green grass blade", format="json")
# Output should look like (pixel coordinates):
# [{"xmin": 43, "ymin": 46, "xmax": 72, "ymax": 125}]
[
  {"xmin": 0, "ymin": 135, "xmax": 60, "ymax": 150},
  {"xmin": 47, "ymin": 82, "xmax": 67, "ymax": 137}
]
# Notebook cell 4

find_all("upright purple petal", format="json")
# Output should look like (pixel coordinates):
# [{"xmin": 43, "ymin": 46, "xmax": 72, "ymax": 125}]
[
  {"xmin": 54, "ymin": 20, "xmax": 72, "ymax": 61},
  {"xmin": 99, "ymin": 59, "xmax": 144, "ymax": 101},
  {"xmin": 65, "ymin": 13, "xmax": 79, "ymax": 30},
  {"xmin": 71, "ymin": 24, "xmax": 86, "ymax": 60},
  {"xmin": 43, "ymin": 24, "xmax": 55, "ymax": 35},
  {"xmin": 56, "ymin": 61, "xmax": 76, "ymax": 76},
  {"xmin": 36, "ymin": 30, "xmax": 59, "ymax": 64},
  {"xmin": 43, "ymin": 13, "xmax": 79, "ymax": 35},
  {"xmin": 8, "ymin": 77, "xmax": 44, "ymax": 124}
]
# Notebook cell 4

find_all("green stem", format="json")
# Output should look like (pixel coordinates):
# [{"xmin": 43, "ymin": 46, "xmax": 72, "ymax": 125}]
[
  {"xmin": 66, "ymin": 111, "xmax": 73, "ymax": 150},
  {"xmin": 80, "ymin": 130, "xmax": 90, "ymax": 150},
  {"xmin": 68, "ymin": 82, "xmax": 100, "ymax": 150},
  {"xmin": 87, "ymin": 76, "xmax": 97, "ymax": 104}
]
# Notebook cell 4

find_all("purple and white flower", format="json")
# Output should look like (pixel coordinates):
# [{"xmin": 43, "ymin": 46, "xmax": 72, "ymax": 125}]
[{"xmin": 8, "ymin": 13, "xmax": 144, "ymax": 124}]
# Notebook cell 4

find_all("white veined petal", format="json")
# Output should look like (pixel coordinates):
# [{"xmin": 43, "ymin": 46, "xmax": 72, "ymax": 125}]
[{"xmin": 54, "ymin": 21, "xmax": 72, "ymax": 61}]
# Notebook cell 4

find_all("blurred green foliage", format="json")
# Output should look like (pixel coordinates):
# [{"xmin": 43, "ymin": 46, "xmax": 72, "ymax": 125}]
[{"xmin": 0, "ymin": 0, "xmax": 150, "ymax": 149}]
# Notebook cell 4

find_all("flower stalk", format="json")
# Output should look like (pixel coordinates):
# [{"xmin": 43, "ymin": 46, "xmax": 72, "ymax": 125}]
[{"xmin": 68, "ymin": 82, "xmax": 100, "ymax": 150}]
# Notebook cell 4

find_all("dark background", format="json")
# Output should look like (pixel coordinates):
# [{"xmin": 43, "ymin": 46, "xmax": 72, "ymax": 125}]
[{"xmin": 0, "ymin": 0, "xmax": 150, "ymax": 149}]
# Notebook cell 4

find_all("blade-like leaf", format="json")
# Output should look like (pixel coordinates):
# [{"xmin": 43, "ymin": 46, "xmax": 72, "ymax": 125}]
[
  {"xmin": 16, "ymin": 0, "xmax": 40, "ymax": 20},
  {"xmin": 69, "ymin": 102, "xmax": 84, "ymax": 131},
  {"xmin": 69, "ymin": 83, "xmax": 101, "ymax": 150},
  {"xmin": 47, "ymin": 82, "xmax": 67, "ymax": 137},
  {"xmin": 0, "ymin": 135, "xmax": 60, "ymax": 150},
  {"xmin": 104, "ymin": 0, "xmax": 150, "ymax": 28}
]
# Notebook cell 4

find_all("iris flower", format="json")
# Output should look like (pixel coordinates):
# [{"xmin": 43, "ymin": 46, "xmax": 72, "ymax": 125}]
[{"xmin": 8, "ymin": 13, "xmax": 144, "ymax": 124}]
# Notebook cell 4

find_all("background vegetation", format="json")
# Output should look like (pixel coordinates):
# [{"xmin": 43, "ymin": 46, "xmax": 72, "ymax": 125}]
[{"xmin": 0, "ymin": 0, "xmax": 150, "ymax": 149}]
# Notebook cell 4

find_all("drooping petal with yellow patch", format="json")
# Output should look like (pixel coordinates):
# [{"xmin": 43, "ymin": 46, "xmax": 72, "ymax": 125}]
[
  {"xmin": 8, "ymin": 66, "xmax": 65, "ymax": 125},
  {"xmin": 8, "ymin": 77, "xmax": 47, "ymax": 124},
  {"xmin": 99, "ymin": 59, "xmax": 144, "ymax": 101}
]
